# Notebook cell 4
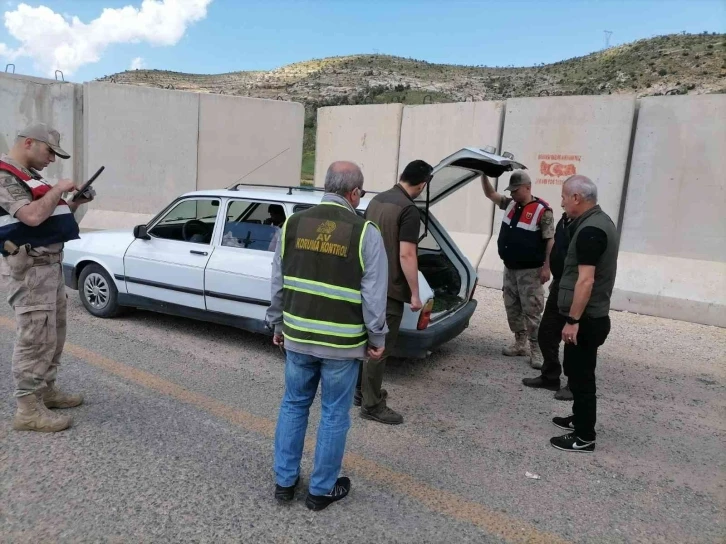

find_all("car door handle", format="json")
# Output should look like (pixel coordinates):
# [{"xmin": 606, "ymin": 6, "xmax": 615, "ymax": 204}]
[{"xmin": 190, "ymin": 250, "xmax": 208, "ymax": 256}]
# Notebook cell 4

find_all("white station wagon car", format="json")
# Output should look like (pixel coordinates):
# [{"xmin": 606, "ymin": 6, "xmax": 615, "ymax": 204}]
[{"xmin": 63, "ymin": 148, "xmax": 525, "ymax": 359}]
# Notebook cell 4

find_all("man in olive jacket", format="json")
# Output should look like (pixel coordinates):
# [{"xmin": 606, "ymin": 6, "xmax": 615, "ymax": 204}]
[
  {"xmin": 550, "ymin": 175, "xmax": 618, "ymax": 453},
  {"xmin": 357, "ymin": 160, "xmax": 432, "ymax": 425}
]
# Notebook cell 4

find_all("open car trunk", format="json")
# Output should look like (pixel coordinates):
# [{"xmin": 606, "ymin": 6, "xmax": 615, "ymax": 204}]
[
  {"xmin": 413, "ymin": 147, "xmax": 527, "ymax": 316},
  {"xmin": 380, "ymin": 147, "xmax": 527, "ymax": 358},
  {"xmin": 416, "ymin": 213, "xmax": 473, "ymax": 318},
  {"xmin": 419, "ymin": 251, "xmax": 464, "ymax": 313}
]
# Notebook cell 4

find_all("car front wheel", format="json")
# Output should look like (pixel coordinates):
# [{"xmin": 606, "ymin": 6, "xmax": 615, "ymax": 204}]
[{"xmin": 78, "ymin": 263, "xmax": 122, "ymax": 318}]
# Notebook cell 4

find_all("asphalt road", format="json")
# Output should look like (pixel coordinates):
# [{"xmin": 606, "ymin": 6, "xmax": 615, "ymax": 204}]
[{"xmin": 1, "ymin": 287, "xmax": 724, "ymax": 543}]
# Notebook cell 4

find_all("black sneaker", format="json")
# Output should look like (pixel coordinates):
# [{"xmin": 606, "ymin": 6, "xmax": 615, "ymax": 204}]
[
  {"xmin": 274, "ymin": 476, "xmax": 299, "ymax": 502},
  {"xmin": 353, "ymin": 388, "xmax": 387, "ymax": 407},
  {"xmin": 552, "ymin": 415, "xmax": 575, "ymax": 431},
  {"xmin": 522, "ymin": 376, "xmax": 560, "ymax": 391},
  {"xmin": 305, "ymin": 477, "xmax": 351, "ymax": 511},
  {"xmin": 550, "ymin": 433, "xmax": 595, "ymax": 453}
]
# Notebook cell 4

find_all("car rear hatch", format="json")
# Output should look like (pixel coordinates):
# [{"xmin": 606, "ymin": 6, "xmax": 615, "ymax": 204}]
[
  {"xmin": 415, "ymin": 147, "xmax": 527, "ymax": 321},
  {"xmin": 415, "ymin": 146, "xmax": 526, "ymax": 208}
]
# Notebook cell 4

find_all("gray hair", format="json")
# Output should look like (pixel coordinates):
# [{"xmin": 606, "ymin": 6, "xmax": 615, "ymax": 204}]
[
  {"xmin": 563, "ymin": 175, "xmax": 598, "ymax": 203},
  {"xmin": 324, "ymin": 161, "xmax": 364, "ymax": 195}
]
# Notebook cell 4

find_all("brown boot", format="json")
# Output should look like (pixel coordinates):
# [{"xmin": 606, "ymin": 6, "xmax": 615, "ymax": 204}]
[
  {"xmin": 43, "ymin": 383, "xmax": 84, "ymax": 409},
  {"xmin": 12, "ymin": 393, "xmax": 72, "ymax": 432},
  {"xmin": 529, "ymin": 341, "xmax": 544, "ymax": 369},
  {"xmin": 502, "ymin": 332, "xmax": 529, "ymax": 356}
]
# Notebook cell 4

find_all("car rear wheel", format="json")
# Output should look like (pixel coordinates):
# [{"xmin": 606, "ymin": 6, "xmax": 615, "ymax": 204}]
[{"xmin": 79, "ymin": 263, "xmax": 121, "ymax": 318}]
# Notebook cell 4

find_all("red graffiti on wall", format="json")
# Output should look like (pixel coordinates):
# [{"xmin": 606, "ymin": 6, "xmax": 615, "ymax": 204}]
[
  {"xmin": 540, "ymin": 161, "xmax": 577, "ymax": 177},
  {"xmin": 536, "ymin": 153, "xmax": 581, "ymax": 185}
]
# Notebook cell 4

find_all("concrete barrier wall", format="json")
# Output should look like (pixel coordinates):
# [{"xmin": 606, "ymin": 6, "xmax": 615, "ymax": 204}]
[
  {"xmin": 197, "ymin": 95, "xmax": 304, "ymax": 190},
  {"xmin": 80, "ymin": 84, "xmax": 306, "ymax": 230},
  {"xmin": 0, "ymin": 73, "xmax": 87, "ymax": 223},
  {"xmin": 398, "ymin": 101, "xmax": 504, "ymax": 266},
  {"xmin": 3, "ymin": 71, "xmax": 722, "ymax": 327},
  {"xmin": 315, "ymin": 104, "xmax": 403, "ymax": 190},
  {"xmin": 81, "ymin": 82, "xmax": 199, "ymax": 230},
  {"xmin": 612, "ymin": 95, "xmax": 726, "ymax": 327},
  {"xmin": 477, "ymin": 95, "xmax": 636, "ymax": 288}
]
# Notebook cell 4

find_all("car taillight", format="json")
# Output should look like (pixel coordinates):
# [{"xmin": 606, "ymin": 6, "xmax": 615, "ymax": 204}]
[{"xmin": 417, "ymin": 299, "xmax": 434, "ymax": 330}]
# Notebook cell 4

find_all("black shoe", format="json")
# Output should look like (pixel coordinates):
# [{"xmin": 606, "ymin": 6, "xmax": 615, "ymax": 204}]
[
  {"xmin": 353, "ymin": 388, "xmax": 387, "ymax": 407},
  {"xmin": 550, "ymin": 433, "xmax": 595, "ymax": 453},
  {"xmin": 552, "ymin": 415, "xmax": 575, "ymax": 431},
  {"xmin": 360, "ymin": 405, "xmax": 403, "ymax": 425},
  {"xmin": 274, "ymin": 476, "xmax": 299, "ymax": 502},
  {"xmin": 554, "ymin": 384, "xmax": 573, "ymax": 401},
  {"xmin": 522, "ymin": 376, "xmax": 560, "ymax": 391},
  {"xmin": 305, "ymin": 477, "xmax": 351, "ymax": 511}
]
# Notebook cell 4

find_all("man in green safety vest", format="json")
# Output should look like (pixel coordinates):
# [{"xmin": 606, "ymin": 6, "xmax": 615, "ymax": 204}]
[{"xmin": 266, "ymin": 161, "xmax": 388, "ymax": 511}]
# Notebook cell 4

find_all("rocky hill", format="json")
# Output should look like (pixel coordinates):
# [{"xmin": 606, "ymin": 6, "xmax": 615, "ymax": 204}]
[{"xmin": 99, "ymin": 32, "xmax": 725, "ymax": 179}]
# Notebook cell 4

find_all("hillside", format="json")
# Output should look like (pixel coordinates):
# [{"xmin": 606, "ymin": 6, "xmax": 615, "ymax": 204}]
[{"xmin": 99, "ymin": 32, "xmax": 726, "ymax": 180}]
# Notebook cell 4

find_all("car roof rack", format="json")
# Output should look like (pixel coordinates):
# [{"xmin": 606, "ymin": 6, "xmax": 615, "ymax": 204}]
[
  {"xmin": 228, "ymin": 182, "xmax": 380, "ymax": 196},
  {"xmin": 228, "ymin": 182, "xmax": 326, "ymax": 196}
]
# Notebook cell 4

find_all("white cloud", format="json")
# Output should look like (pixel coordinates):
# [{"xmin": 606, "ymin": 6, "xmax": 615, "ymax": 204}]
[
  {"xmin": 130, "ymin": 56, "xmax": 145, "ymax": 70},
  {"xmin": 0, "ymin": 0, "xmax": 212, "ymax": 76}
]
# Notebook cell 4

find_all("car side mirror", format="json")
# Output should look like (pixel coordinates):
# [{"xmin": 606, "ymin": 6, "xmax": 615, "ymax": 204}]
[{"xmin": 133, "ymin": 225, "xmax": 150, "ymax": 240}]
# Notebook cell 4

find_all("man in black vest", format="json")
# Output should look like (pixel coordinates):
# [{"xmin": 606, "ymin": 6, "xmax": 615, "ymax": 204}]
[
  {"xmin": 521, "ymin": 212, "xmax": 573, "ymax": 401},
  {"xmin": 266, "ymin": 161, "xmax": 388, "ymax": 510},
  {"xmin": 482, "ymin": 171, "xmax": 554, "ymax": 369},
  {"xmin": 356, "ymin": 160, "xmax": 432, "ymax": 425},
  {"xmin": 1, "ymin": 123, "xmax": 94, "ymax": 433},
  {"xmin": 550, "ymin": 175, "xmax": 618, "ymax": 453}
]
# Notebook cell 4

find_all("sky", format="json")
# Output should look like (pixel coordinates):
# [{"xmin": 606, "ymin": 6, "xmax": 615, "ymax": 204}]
[{"xmin": 1, "ymin": 0, "xmax": 724, "ymax": 83}]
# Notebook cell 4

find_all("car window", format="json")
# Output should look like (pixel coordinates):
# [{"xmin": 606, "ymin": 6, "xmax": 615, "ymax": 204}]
[
  {"xmin": 222, "ymin": 199, "xmax": 286, "ymax": 252},
  {"xmin": 149, "ymin": 198, "xmax": 220, "ymax": 244},
  {"xmin": 293, "ymin": 204, "xmax": 313, "ymax": 214},
  {"xmin": 414, "ymin": 165, "xmax": 476, "ymax": 202},
  {"xmin": 419, "ymin": 219, "xmax": 441, "ymax": 250}
]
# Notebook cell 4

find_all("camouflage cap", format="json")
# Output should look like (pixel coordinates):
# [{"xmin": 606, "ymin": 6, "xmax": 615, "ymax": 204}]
[
  {"xmin": 17, "ymin": 123, "xmax": 70, "ymax": 159},
  {"xmin": 504, "ymin": 171, "xmax": 531, "ymax": 192}
]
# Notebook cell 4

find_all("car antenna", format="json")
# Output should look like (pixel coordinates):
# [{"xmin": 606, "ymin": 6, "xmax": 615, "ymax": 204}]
[{"xmin": 226, "ymin": 147, "xmax": 291, "ymax": 190}]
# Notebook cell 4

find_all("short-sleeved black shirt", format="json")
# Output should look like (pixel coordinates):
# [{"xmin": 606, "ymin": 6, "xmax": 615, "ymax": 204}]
[{"xmin": 575, "ymin": 226, "xmax": 608, "ymax": 265}]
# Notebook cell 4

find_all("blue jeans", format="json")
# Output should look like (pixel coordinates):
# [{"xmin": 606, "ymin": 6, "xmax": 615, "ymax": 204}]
[{"xmin": 274, "ymin": 349, "xmax": 359, "ymax": 496}]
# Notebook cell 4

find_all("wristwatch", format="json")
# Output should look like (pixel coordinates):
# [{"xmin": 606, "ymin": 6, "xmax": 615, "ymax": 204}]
[{"xmin": 566, "ymin": 316, "xmax": 580, "ymax": 325}]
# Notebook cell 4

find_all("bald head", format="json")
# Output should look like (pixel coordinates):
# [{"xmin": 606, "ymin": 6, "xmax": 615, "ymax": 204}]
[
  {"xmin": 324, "ymin": 161, "xmax": 364, "ymax": 196},
  {"xmin": 563, "ymin": 175, "xmax": 598, "ymax": 203}
]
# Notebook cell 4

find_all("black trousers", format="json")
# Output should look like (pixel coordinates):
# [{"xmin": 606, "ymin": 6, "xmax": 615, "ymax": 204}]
[
  {"xmin": 562, "ymin": 316, "xmax": 611, "ymax": 442},
  {"xmin": 539, "ymin": 281, "xmax": 567, "ymax": 382}
]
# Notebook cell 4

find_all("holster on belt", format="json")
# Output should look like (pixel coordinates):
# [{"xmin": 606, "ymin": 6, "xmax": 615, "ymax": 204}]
[
  {"xmin": 3, "ymin": 240, "xmax": 20, "ymax": 256},
  {"xmin": 2, "ymin": 241, "xmax": 61, "ymax": 278},
  {"xmin": 30, "ymin": 253, "xmax": 62, "ymax": 266}
]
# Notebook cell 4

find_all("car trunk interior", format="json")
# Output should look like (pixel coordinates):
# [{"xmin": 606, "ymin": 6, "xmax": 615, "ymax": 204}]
[{"xmin": 417, "ymin": 218, "xmax": 468, "ymax": 316}]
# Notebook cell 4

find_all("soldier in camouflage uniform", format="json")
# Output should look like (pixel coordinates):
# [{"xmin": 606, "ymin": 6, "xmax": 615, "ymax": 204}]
[
  {"xmin": 0, "ymin": 123, "xmax": 94, "ymax": 433},
  {"xmin": 482, "ymin": 172, "xmax": 555, "ymax": 369}
]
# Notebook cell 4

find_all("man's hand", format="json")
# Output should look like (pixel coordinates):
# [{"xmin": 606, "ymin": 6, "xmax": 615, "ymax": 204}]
[
  {"xmin": 55, "ymin": 179, "xmax": 77, "ymax": 193},
  {"xmin": 367, "ymin": 344, "xmax": 384, "ymax": 359},
  {"xmin": 70, "ymin": 187, "xmax": 96, "ymax": 205},
  {"xmin": 409, "ymin": 293, "xmax": 423, "ymax": 312},
  {"xmin": 539, "ymin": 266, "xmax": 551, "ymax": 284},
  {"xmin": 272, "ymin": 333, "xmax": 284, "ymax": 346},
  {"xmin": 562, "ymin": 323, "xmax": 579, "ymax": 345}
]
